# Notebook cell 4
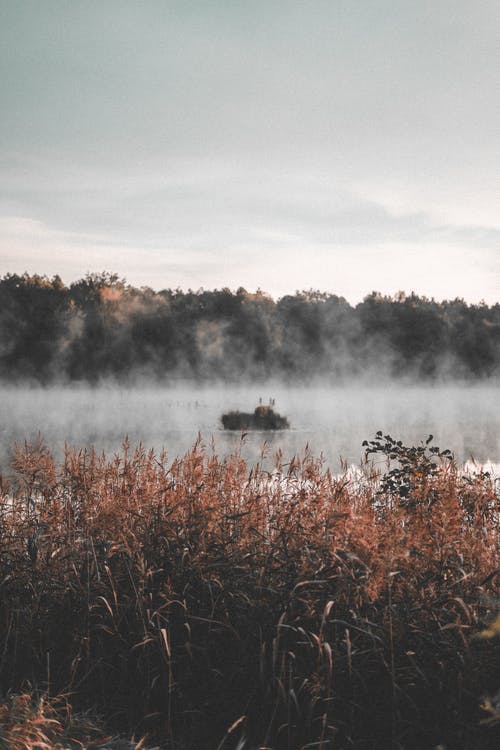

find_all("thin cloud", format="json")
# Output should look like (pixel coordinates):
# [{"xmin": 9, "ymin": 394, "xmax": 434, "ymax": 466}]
[{"xmin": 0, "ymin": 1, "xmax": 498, "ymax": 301}]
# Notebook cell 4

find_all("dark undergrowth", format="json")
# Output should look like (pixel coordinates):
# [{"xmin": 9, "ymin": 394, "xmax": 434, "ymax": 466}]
[{"xmin": 0, "ymin": 435, "xmax": 498, "ymax": 749}]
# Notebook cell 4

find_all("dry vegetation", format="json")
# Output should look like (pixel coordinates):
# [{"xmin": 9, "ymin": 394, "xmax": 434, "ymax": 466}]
[{"xmin": 0, "ymin": 435, "xmax": 498, "ymax": 749}]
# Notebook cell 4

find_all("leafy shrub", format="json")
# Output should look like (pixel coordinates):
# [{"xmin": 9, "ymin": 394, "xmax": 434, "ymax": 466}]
[{"xmin": 363, "ymin": 431, "xmax": 453, "ymax": 506}]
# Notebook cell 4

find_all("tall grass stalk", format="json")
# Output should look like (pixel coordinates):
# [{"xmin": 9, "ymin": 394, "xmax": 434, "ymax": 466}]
[{"xmin": 0, "ymin": 437, "xmax": 498, "ymax": 749}]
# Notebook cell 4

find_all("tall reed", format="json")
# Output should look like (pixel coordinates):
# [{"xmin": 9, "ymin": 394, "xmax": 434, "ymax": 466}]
[{"xmin": 0, "ymin": 436, "xmax": 498, "ymax": 749}]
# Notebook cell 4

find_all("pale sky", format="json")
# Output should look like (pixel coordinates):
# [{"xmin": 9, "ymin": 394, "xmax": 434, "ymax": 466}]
[{"xmin": 1, "ymin": 0, "xmax": 499, "ymax": 302}]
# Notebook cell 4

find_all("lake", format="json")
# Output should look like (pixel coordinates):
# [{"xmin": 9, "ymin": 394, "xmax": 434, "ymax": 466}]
[{"xmin": 1, "ymin": 383, "xmax": 499, "ymax": 473}]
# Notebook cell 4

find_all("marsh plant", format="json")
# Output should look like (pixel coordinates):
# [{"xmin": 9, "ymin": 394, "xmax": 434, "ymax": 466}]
[{"xmin": 0, "ymin": 435, "xmax": 498, "ymax": 749}]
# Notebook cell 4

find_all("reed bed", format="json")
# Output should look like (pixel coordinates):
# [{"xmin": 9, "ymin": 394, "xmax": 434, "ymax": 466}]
[{"xmin": 0, "ymin": 436, "xmax": 498, "ymax": 749}]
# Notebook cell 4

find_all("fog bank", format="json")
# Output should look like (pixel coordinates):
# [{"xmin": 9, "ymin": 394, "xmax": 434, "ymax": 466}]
[{"xmin": 1, "ymin": 382, "xmax": 499, "ymax": 472}]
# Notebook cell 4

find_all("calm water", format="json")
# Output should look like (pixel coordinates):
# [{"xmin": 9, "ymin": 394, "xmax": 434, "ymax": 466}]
[{"xmin": 1, "ymin": 383, "xmax": 499, "ymax": 472}]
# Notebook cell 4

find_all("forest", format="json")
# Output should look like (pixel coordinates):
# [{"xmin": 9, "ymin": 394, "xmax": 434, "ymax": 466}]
[{"xmin": 0, "ymin": 272, "xmax": 499, "ymax": 382}]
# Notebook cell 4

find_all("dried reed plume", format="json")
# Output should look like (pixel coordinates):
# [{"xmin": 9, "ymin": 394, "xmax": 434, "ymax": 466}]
[{"xmin": 0, "ymin": 435, "xmax": 498, "ymax": 749}]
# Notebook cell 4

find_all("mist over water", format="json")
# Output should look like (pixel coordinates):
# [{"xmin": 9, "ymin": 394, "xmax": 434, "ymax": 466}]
[{"xmin": 1, "ymin": 382, "xmax": 499, "ymax": 473}]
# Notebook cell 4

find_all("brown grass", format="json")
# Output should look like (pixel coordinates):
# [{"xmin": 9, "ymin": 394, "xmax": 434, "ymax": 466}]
[{"xmin": 0, "ymin": 436, "xmax": 498, "ymax": 749}]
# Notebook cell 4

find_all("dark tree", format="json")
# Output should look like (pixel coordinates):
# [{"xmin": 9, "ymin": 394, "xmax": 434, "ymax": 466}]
[{"xmin": 0, "ymin": 273, "xmax": 498, "ymax": 382}]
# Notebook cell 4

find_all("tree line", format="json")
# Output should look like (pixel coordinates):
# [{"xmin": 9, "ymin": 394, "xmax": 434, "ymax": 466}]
[{"xmin": 0, "ymin": 272, "xmax": 499, "ymax": 382}]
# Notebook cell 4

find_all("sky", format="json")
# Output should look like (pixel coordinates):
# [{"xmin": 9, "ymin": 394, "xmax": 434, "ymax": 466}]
[{"xmin": 1, "ymin": 0, "xmax": 499, "ymax": 303}]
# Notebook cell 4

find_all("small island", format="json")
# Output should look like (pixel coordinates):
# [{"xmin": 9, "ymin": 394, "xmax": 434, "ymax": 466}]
[{"xmin": 222, "ymin": 399, "xmax": 290, "ymax": 430}]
